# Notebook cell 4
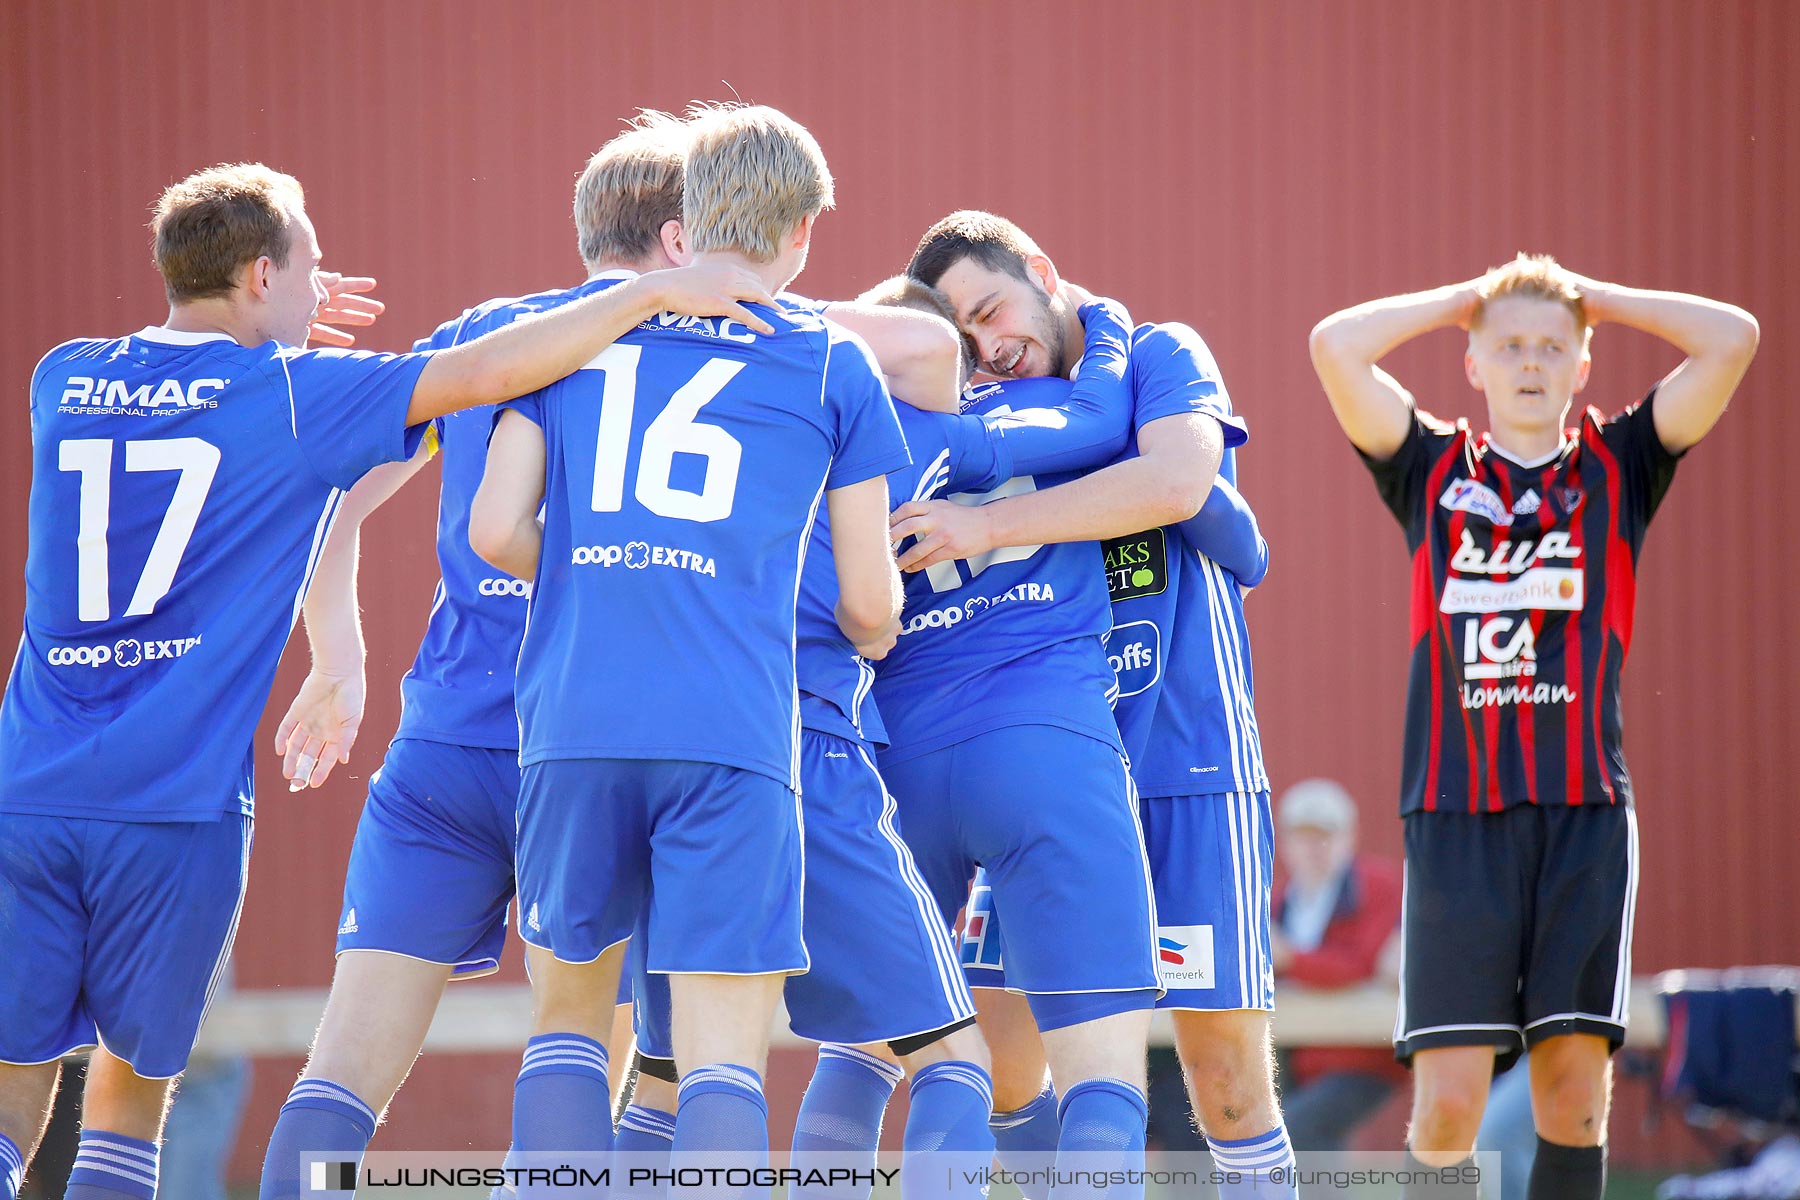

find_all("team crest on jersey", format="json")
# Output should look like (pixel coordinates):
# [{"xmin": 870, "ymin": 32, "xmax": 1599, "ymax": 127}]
[{"xmin": 1439, "ymin": 478, "xmax": 1513, "ymax": 527}]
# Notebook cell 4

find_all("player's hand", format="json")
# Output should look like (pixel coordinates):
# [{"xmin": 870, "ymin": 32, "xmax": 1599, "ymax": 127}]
[
  {"xmin": 1450, "ymin": 279, "xmax": 1485, "ymax": 331},
  {"xmin": 275, "ymin": 668, "xmax": 366, "ymax": 791},
  {"xmin": 1558, "ymin": 268, "xmax": 1616, "ymax": 322},
  {"xmin": 854, "ymin": 617, "xmax": 902, "ymax": 662},
  {"xmin": 646, "ymin": 262, "xmax": 779, "ymax": 336},
  {"xmin": 309, "ymin": 273, "xmax": 385, "ymax": 348},
  {"xmin": 890, "ymin": 500, "xmax": 997, "ymax": 572}
]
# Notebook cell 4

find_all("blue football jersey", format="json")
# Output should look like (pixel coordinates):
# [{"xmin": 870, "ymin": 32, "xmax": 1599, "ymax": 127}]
[
  {"xmin": 794, "ymin": 504, "xmax": 890, "ymax": 747},
  {"xmin": 874, "ymin": 376, "xmax": 1136, "ymax": 765},
  {"xmin": 394, "ymin": 276, "xmax": 629, "ymax": 750},
  {"xmin": 0, "ymin": 327, "xmax": 428, "ymax": 821},
  {"xmin": 1103, "ymin": 322, "xmax": 1268, "ymax": 797},
  {"xmin": 794, "ymin": 298, "xmax": 1142, "ymax": 749},
  {"xmin": 506, "ymin": 285, "xmax": 910, "ymax": 787}
]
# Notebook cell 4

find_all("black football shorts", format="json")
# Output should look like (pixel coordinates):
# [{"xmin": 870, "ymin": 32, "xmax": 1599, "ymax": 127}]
[{"xmin": 1394, "ymin": 802, "xmax": 1637, "ymax": 1068}]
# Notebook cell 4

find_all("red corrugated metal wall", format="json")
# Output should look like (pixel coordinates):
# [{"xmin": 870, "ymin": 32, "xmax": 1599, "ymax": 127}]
[{"xmin": 2, "ymin": 0, "xmax": 1793, "ymax": 1174}]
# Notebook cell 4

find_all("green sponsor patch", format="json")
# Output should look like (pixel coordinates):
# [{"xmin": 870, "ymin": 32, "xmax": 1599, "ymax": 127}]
[{"xmin": 1102, "ymin": 527, "xmax": 1167, "ymax": 601}]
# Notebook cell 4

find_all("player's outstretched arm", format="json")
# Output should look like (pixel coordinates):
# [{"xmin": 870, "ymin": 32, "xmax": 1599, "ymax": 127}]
[
  {"xmin": 307, "ymin": 272, "xmax": 386, "ymax": 348},
  {"xmin": 822, "ymin": 301, "xmax": 967, "ymax": 414},
  {"xmin": 277, "ymin": 449, "xmax": 434, "ymax": 790},
  {"xmin": 973, "ymin": 297, "xmax": 1136, "ymax": 480},
  {"xmin": 1308, "ymin": 280, "xmax": 1483, "ymax": 459},
  {"xmin": 892, "ymin": 411, "xmax": 1224, "ymax": 573},
  {"xmin": 1568, "ymin": 275, "xmax": 1759, "ymax": 453},
  {"xmin": 826, "ymin": 475, "xmax": 905, "ymax": 660},
  {"xmin": 469, "ymin": 411, "xmax": 548, "ymax": 581},
  {"xmin": 1175, "ymin": 477, "xmax": 1269, "ymax": 589},
  {"xmin": 406, "ymin": 263, "xmax": 778, "ymax": 426}
]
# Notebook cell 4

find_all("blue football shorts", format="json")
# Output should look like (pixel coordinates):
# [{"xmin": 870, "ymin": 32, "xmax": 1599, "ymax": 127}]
[
  {"xmin": 335, "ymin": 738, "xmax": 519, "ymax": 979},
  {"xmin": 0, "ymin": 812, "xmax": 251, "ymax": 1079},
  {"xmin": 965, "ymin": 790, "xmax": 1275, "ymax": 1012},
  {"xmin": 515, "ymin": 757, "xmax": 805, "ymax": 974},
  {"xmin": 630, "ymin": 730, "xmax": 976, "ymax": 1056},
  {"xmin": 879, "ymin": 724, "xmax": 1161, "ymax": 1032}
]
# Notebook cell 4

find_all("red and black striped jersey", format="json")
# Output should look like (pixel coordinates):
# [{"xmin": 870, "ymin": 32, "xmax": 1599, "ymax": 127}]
[{"xmin": 1359, "ymin": 390, "xmax": 1682, "ymax": 814}]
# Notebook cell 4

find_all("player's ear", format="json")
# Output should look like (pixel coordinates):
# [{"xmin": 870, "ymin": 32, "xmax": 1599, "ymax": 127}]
[
  {"xmin": 1026, "ymin": 253, "xmax": 1060, "ymax": 296},
  {"xmin": 661, "ymin": 219, "xmax": 692, "ymax": 268},
  {"xmin": 244, "ymin": 255, "xmax": 275, "ymax": 301},
  {"xmin": 791, "ymin": 212, "xmax": 816, "ymax": 252},
  {"xmin": 1574, "ymin": 343, "xmax": 1593, "ymax": 393},
  {"xmin": 1464, "ymin": 347, "xmax": 1484, "ymax": 392}
]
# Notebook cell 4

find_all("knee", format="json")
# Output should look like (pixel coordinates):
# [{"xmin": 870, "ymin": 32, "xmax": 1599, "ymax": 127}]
[
  {"xmin": 1533, "ymin": 1065, "xmax": 1609, "ymax": 1143},
  {"xmin": 1176, "ymin": 1021, "xmax": 1275, "ymax": 1121},
  {"xmin": 988, "ymin": 1064, "xmax": 1050, "ymax": 1115},
  {"xmin": 1184, "ymin": 1066, "xmax": 1269, "ymax": 1138},
  {"xmin": 1409, "ymin": 1084, "xmax": 1485, "ymax": 1153}
]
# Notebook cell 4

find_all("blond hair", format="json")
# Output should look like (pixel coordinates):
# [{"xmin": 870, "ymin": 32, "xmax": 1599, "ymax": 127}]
[
  {"xmin": 858, "ymin": 275, "xmax": 976, "ymax": 384},
  {"xmin": 151, "ymin": 163, "xmax": 304, "ymax": 304},
  {"xmin": 1473, "ymin": 253, "xmax": 1588, "ymax": 333},
  {"xmin": 574, "ymin": 110, "xmax": 689, "ymax": 269},
  {"xmin": 682, "ymin": 103, "xmax": 834, "ymax": 263}
]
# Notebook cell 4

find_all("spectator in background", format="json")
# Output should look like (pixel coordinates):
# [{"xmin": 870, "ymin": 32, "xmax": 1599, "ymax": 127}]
[{"xmin": 1271, "ymin": 779, "xmax": 1408, "ymax": 1151}]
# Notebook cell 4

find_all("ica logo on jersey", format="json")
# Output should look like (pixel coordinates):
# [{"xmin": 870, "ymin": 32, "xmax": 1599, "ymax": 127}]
[{"xmin": 1460, "ymin": 615, "xmax": 1537, "ymax": 680}]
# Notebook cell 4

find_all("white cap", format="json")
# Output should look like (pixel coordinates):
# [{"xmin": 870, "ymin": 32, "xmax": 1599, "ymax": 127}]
[{"xmin": 1278, "ymin": 778, "xmax": 1357, "ymax": 834}]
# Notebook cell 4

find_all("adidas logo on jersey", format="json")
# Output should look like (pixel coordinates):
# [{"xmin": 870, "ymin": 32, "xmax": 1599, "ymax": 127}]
[
  {"xmin": 338, "ymin": 908, "xmax": 358, "ymax": 935},
  {"xmin": 1512, "ymin": 488, "xmax": 1542, "ymax": 516}
]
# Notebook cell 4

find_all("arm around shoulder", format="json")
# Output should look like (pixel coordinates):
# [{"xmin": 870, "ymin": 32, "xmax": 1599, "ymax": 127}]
[
  {"xmin": 824, "ymin": 475, "xmax": 903, "ymax": 658},
  {"xmin": 468, "ymin": 410, "xmax": 548, "ymax": 581}
]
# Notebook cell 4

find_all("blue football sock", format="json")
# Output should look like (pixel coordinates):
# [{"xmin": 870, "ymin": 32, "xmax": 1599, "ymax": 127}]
[
  {"xmin": 612, "ymin": 1105, "xmax": 676, "ymax": 1200},
  {"xmin": 792, "ymin": 1045, "xmax": 902, "ymax": 1200},
  {"xmin": 511, "ymin": 1033, "xmax": 612, "ymax": 1198},
  {"xmin": 0, "ymin": 1131, "xmax": 22, "ymax": 1200},
  {"xmin": 903, "ymin": 1060, "xmax": 996, "ymax": 1200},
  {"xmin": 67, "ymin": 1129, "xmax": 159, "ymax": 1200},
  {"xmin": 673, "ymin": 1064, "xmax": 769, "ymax": 1200},
  {"xmin": 1208, "ymin": 1124, "xmax": 1297, "ymax": 1200},
  {"xmin": 991, "ymin": 1083, "xmax": 1060, "ymax": 1197},
  {"xmin": 1051, "ymin": 1078, "xmax": 1148, "ymax": 1200},
  {"xmin": 258, "ymin": 1078, "xmax": 378, "ymax": 1200},
  {"xmin": 794, "ymin": 1044, "xmax": 902, "ymax": 1156}
]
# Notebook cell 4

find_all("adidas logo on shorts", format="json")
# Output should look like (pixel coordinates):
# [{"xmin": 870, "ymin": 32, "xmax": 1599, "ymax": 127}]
[
  {"xmin": 337, "ymin": 908, "xmax": 358, "ymax": 935},
  {"xmin": 527, "ymin": 903, "xmax": 542, "ymax": 932}
]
